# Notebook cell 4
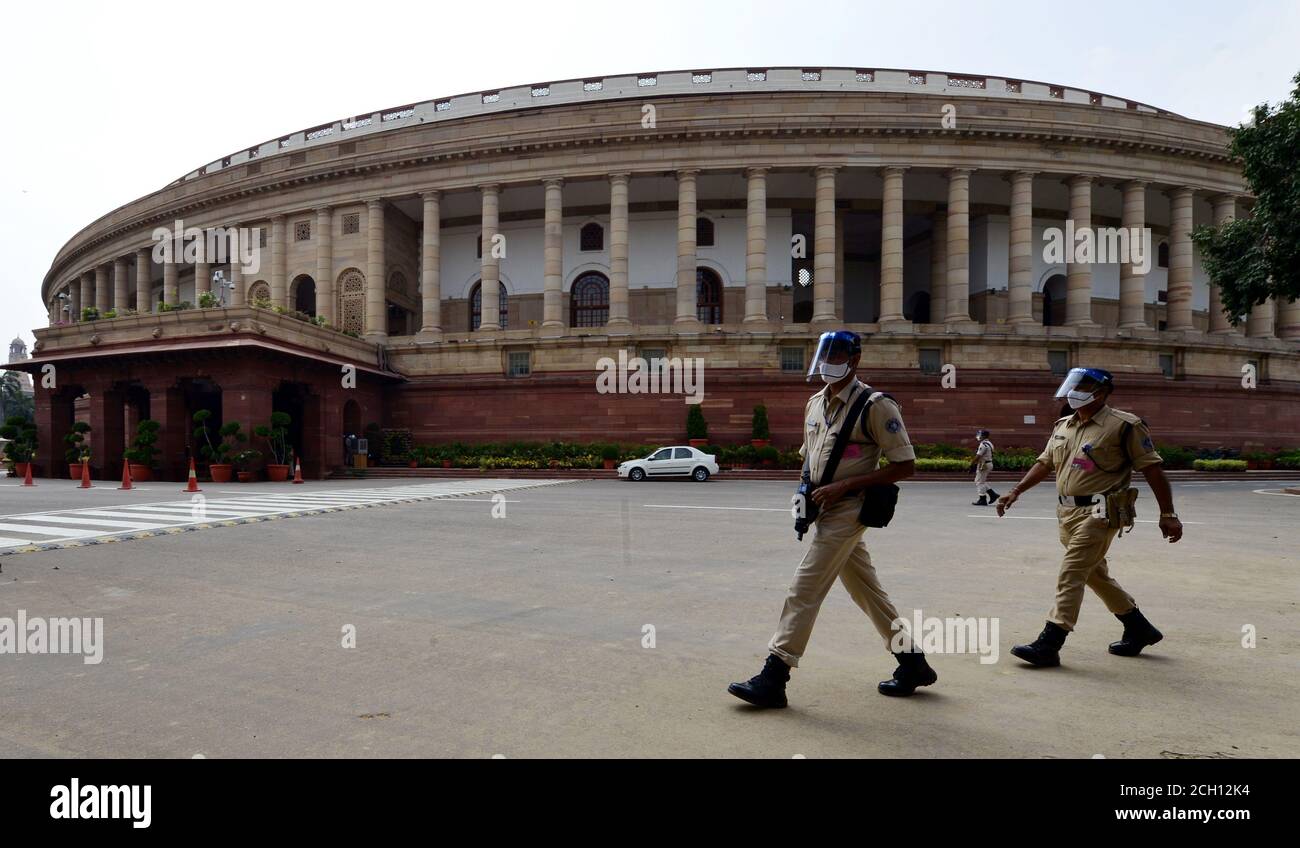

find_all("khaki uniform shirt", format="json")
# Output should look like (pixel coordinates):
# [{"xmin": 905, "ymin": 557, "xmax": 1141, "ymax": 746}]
[
  {"xmin": 1036, "ymin": 405, "xmax": 1162, "ymax": 496},
  {"xmin": 800, "ymin": 379, "xmax": 916, "ymax": 484},
  {"xmin": 976, "ymin": 439, "xmax": 994, "ymax": 466}
]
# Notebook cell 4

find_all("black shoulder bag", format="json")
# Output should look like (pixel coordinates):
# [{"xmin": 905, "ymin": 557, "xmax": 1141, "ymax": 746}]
[{"xmin": 820, "ymin": 389, "xmax": 901, "ymax": 529}]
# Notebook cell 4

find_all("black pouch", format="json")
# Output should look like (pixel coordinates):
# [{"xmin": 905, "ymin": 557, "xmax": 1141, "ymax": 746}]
[{"xmin": 858, "ymin": 483, "xmax": 900, "ymax": 528}]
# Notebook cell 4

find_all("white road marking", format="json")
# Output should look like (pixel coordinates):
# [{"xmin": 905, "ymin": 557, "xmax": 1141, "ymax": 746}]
[
  {"xmin": 643, "ymin": 504, "xmax": 790, "ymax": 512},
  {"xmin": 1252, "ymin": 489, "xmax": 1300, "ymax": 498},
  {"xmin": 967, "ymin": 514, "xmax": 1204, "ymax": 524}
]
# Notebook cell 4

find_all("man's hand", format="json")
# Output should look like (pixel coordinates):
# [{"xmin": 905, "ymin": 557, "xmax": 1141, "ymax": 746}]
[
  {"xmin": 1159, "ymin": 516, "xmax": 1183, "ymax": 543},
  {"xmin": 995, "ymin": 490, "xmax": 1019, "ymax": 517},
  {"xmin": 810, "ymin": 480, "xmax": 850, "ymax": 508}
]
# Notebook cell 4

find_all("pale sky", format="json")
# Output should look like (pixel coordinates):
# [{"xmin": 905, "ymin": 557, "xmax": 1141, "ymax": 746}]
[{"xmin": 2, "ymin": 0, "xmax": 1297, "ymax": 354}]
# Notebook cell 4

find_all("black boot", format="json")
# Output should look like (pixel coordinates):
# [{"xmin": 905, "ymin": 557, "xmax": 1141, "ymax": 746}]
[
  {"xmin": 877, "ymin": 650, "xmax": 938, "ymax": 696},
  {"xmin": 728, "ymin": 654, "xmax": 790, "ymax": 708},
  {"xmin": 987, "ymin": 488, "xmax": 1000, "ymax": 502},
  {"xmin": 971, "ymin": 495, "xmax": 988, "ymax": 506},
  {"xmin": 1011, "ymin": 621, "xmax": 1068, "ymax": 667},
  {"xmin": 1109, "ymin": 608, "xmax": 1163, "ymax": 656}
]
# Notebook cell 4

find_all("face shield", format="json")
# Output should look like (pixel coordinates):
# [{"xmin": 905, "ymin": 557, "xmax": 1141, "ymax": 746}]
[
  {"xmin": 806, "ymin": 331, "xmax": 862, "ymax": 383},
  {"xmin": 1054, "ymin": 367, "xmax": 1113, "ymax": 409}
]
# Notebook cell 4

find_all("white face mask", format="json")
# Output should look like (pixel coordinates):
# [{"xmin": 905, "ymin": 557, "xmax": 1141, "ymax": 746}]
[
  {"xmin": 1066, "ymin": 390, "xmax": 1095, "ymax": 410},
  {"xmin": 818, "ymin": 361, "xmax": 851, "ymax": 383}
]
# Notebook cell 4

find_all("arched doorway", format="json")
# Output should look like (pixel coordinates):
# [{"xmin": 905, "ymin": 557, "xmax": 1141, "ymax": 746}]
[
  {"xmin": 1042, "ymin": 275, "xmax": 1067, "ymax": 326},
  {"xmin": 696, "ymin": 268, "xmax": 722, "ymax": 324},
  {"xmin": 570, "ymin": 272, "xmax": 609, "ymax": 327},
  {"xmin": 291, "ymin": 275, "xmax": 317, "ymax": 316},
  {"xmin": 342, "ymin": 399, "xmax": 361, "ymax": 436}
]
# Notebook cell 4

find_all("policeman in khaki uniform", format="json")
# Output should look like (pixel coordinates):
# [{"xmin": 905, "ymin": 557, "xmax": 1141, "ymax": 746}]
[
  {"xmin": 996, "ymin": 368, "xmax": 1183, "ymax": 667},
  {"xmin": 729, "ymin": 331, "xmax": 937, "ymax": 708},
  {"xmin": 971, "ymin": 429, "xmax": 1000, "ymax": 506}
]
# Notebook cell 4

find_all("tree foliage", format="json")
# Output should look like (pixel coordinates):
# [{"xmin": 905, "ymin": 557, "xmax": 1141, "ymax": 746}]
[{"xmin": 1192, "ymin": 71, "xmax": 1300, "ymax": 322}]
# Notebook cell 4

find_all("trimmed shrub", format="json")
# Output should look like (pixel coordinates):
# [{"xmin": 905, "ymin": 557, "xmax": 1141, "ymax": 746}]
[
  {"xmin": 915, "ymin": 458, "xmax": 971, "ymax": 472},
  {"xmin": 1193, "ymin": 459, "xmax": 1247, "ymax": 472}
]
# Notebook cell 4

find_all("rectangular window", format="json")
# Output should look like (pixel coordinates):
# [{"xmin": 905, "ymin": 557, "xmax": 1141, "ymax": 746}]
[
  {"xmin": 1158, "ymin": 353, "xmax": 1175, "ymax": 379},
  {"xmin": 507, "ymin": 351, "xmax": 530, "ymax": 377},
  {"xmin": 1048, "ymin": 350, "xmax": 1069, "ymax": 376},
  {"xmin": 294, "ymin": 221, "xmax": 311, "ymax": 242},
  {"xmin": 919, "ymin": 348, "xmax": 942, "ymax": 375},
  {"xmin": 639, "ymin": 347, "xmax": 667, "ymax": 364},
  {"xmin": 780, "ymin": 347, "xmax": 805, "ymax": 373},
  {"xmin": 342, "ymin": 213, "xmax": 360, "ymax": 235}
]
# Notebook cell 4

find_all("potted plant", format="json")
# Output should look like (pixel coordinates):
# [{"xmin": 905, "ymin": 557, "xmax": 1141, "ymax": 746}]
[
  {"xmin": 687, "ymin": 404, "xmax": 709, "ymax": 447},
  {"xmin": 198, "ymin": 291, "xmax": 220, "ymax": 309},
  {"xmin": 234, "ymin": 448, "xmax": 262, "ymax": 482},
  {"xmin": 195, "ymin": 411, "xmax": 246, "ymax": 483},
  {"xmin": 757, "ymin": 445, "xmax": 780, "ymax": 467},
  {"xmin": 600, "ymin": 444, "xmax": 621, "ymax": 470},
  {"xmin": 1, "ymin": 415, "xmax": 38, "ymax": 478},
  {"xmin": 254, "ymin": 411, "xmax": 292, "ymax": 482},
  {"xmin": 124, "ymin": 419, "xmax": 160, "ymax": 481},
  {"xmin": 751, "ymin": 404, "xmax": 771, "ymax": 449},
  {"xmin": 63, "ymin": 420, "xmax": 91, "ymax": 478}
]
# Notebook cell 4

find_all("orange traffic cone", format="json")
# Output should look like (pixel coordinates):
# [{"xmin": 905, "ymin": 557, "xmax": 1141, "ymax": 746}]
[
  {"xmin": 78, "ymin": 459, "xmax": 93, "ymax": 489},
  {"xmin": 118, "ymin": 458, "xmax": 133, "ymax": 490},
  {"xmin": 292, "ymin": 457, "xmax": 304, "ymax": 484},
  {"xmin": 182, "ymin": 457, "xmax": 202, "ymax": 492},
  {"xmin": 22, "ymin": 461, "xmax": 35, "ymax": 487}
]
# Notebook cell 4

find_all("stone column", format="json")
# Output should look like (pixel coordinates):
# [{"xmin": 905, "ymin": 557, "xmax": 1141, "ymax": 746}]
[
  {"xmin": 1065, "ymin": 175, "xmax": 1095, "ymax": 326},
  {"xmin": 1277, "ymin": 296, "xmax": 1300, "ymax": 340},
  {"xmin": 85, "ymin": 385, "xmax": 126, "ymax": 481},
  {"xmin": 542, "ymin": 179, "xmax": 565, "ymax": 331},
  {"xmin": 365, "ymin": 200, "xmax": 388, "ymax": 340},
  {"xmin": 113, "ymin": 257, "xmax": 129, "ymax": 313},
  {"xmin": 1207, "ymin": 195, "xmax": 1238, "ymax": 334},
  {"xmin": 879, "ymin": 166, "xmax": 907, "ymax": 326},
  {"xmin": 1166, "ymin": 187, "xmax": 1195, "ymax": 331},
  {"xmin": 1119, "ymin": 180, "xmax": 1150, "ymax": 329},
  {"xmin": 945, "ymin": 169, "xmax": 973, "ymax": 324},
  {"xmin": 1246, "ymin": 299, "xmax": 1275, "ymax": 338},
  {"xmin": 316, "ymin": 207, "xmax": 334, "ymax": 326},
  {"xmin": 270, "ymin": 215, "xmax": 287, "ymax": 309},
  {"xmin": 79, "ymin": 271, "xmax": 93, "ymax": 320},
  {"xmin": 812, "ymin": 166, "xmax": 838, "ymax": 323},
  {"xmin": 195, "ymin": 234, "xmax": 211, "ymax": 299},
  {"xmin": 743, "ymin": 167, "xmax": 769, "ymax": 325},
  {"xmin": 69, "ymin": 278, "xmax": 80, "ymax": 321},
  {"xmin": 1007, "ymin": 171, "xmax": 1036, "ymax": 324},
  {"xmin": 674, "ymin": 170, "xmax": 702, "ymax": 329},
  {"xmin": 163, "ymin": 256, "xmax": 178, "ymax": 307},
  {"xmin": 607, "ymin": 174, "xmax": 631, "ymax": 329},
  {"xmin": 229, "ymin": 229, "xmax": 245, "ymax": 308},
  {"xmin": 478, "ymin": 185, "xmax": 501, "ymax": 331},
  {"xmin": 927, "ymin": 215, "xmax": 947, "ymax": 325},
  {"xmin": 417, "ymin": 193, "xmax": 441, "ymax": 339},
  {"xmin": 95, "ymin": 265, "xmax": 110, "ymax": 313},
  {"xmin": 135, "ymin": 248, "xmax": 152, "ymax": 313}
]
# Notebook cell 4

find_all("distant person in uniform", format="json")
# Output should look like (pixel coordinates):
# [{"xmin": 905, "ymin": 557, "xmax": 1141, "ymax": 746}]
[
  {"xmin": 996, "ymin": 368, "xmax": 1183, "ymax": 667},
  {"xmin": 728, "ymin": 331, "xmax": 937, "ymax": 708},
  {"xmin": 971, "ymin": 429, "xmax": 999, "ymax": 506}
]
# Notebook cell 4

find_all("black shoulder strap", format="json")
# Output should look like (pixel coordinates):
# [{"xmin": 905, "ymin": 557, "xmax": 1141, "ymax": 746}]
[
  {"xmin": 818, "ymin": 387, "xmax": 878, "ymax": 487},
  {"xmin": 1120, "ymin": 421, "xmax": 1133, "ymax": 464}
]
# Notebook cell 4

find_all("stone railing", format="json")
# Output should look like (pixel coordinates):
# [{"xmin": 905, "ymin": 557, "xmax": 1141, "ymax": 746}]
[{"xmin": 175, "ymin": 66, "xmax": 1174, "ymax": 184}]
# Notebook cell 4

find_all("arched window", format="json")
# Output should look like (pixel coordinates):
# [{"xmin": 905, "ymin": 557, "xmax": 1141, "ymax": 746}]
[
  {"xmin": 248, "ymin": 280, "xmax": 270, "ymax": 305},
  {"xmin": 570, "ymin": 272, "xmax": 609, "ymax": 327},
  {"xmin": 580, "ymin": 223, "xmax": 604, "ymax": 252},
  {"xmin": 470, "ymin": 281, "xmax": 508, "ymax": 330},
  {"xmin": 291, "ymin": 275, "xmax": 316, "ymax": 316},
  {"xmin": 1157, "ymin": 241, "xmax": 1169, "ymax": 269},
  {"xmin": 696, "ymin": 268, "xmax": 722, "ymax": 324},
  {"xmin": 337, "ymin": 269, "xmax": 365, "ymax": 335},
  {"xmin": 696, "ymin": 217, "xmax": 715, "ymax": 247}
]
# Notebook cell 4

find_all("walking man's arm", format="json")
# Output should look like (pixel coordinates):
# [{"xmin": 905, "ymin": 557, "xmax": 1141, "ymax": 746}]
[{"xmin": 996, "ymin": 460, "xmax": 1052, "ymax": 516}]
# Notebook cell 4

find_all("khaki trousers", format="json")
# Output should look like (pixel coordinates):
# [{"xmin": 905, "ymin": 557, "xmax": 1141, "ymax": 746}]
[
  {"xmin": 1049, "ymin": 505, "xmax": 1137, "ymax": 630},
  {"xmin": 768, "ymin": 496, "xmax": 909, "ymax": 667},
  {"xmin": 974, "ymin": 462, "xmax": 992, "ymax": 496}
]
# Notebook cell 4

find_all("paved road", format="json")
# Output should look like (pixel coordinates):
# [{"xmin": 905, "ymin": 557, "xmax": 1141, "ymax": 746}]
[{"xmin": 0, "ymin": 476, "xmax": 1295, "ymax": 758}]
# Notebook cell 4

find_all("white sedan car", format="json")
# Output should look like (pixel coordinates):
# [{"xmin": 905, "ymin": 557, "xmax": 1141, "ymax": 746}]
[{"xmin": 617, "ymin": 446, "xmax": 719, "ymax": 482}]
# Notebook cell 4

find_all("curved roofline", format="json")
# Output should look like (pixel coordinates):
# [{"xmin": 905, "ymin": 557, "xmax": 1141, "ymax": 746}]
[{"xmin": 173, "ymin": 65, "xmax": 1184, "ymax": 186}]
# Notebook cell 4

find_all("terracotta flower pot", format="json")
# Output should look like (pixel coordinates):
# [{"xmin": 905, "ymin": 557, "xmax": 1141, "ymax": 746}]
[
  {"xmin": 14, "ymin": 462, "xmax": 29, "ymax": 478},
  {"xmin": 688, "ymin": 439, "xmax": 708, "ymax": 447},
  {"xmin": 442, "ymin": 460, "xmax": 452, "ymax": 468},
  {"xmin": 266, "ymin": 464, "xmax": 290, "ymax": 482},
  {"xmin": 237, "ymin": 471, "xmax": 256, "ymax": 483},
  {"xmin": 603, "ymin": 459, "xmax": 616, "ymax": 470},
  {"xmin": 409, "ymin": 460, "xmax": 419, "ymax": 468},
  {"xmin": 69, "ymin": 465, "xmax": 82, "ymax": 480},
  {"xmin": 129, "ymin": 464, "xmax": 152, "ymax": 482},
  {"xmin": 209, "ymin": 464, "xmax": 233, "ymax": 483},
  {"xmin": 751, "ymin": 439, "xmax": 770, "ymax": 449}
]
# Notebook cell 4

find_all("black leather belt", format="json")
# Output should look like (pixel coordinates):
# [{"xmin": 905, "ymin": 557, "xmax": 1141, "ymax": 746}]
[{"xmin": 1059, "ymin": 495, "xmax": 1099, "ymax": 507}]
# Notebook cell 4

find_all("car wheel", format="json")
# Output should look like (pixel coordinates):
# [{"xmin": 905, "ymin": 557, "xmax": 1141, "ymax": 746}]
[
  {"xmin": 692, "ymin": 467, "xmax": 710, "ymax": 482},
  {"xmin": 629, "ymin": 467, "xmax": 646, "ymax": 482}
]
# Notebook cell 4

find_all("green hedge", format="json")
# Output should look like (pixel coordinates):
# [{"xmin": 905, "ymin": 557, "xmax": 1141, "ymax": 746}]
[
  {"xmin": 1193, "ymin": 459, "xmax": 1247, "ymax": 472},
  {"xmin": 915, "ymin": 458, "xmax": 971, "ymax": 472}
]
